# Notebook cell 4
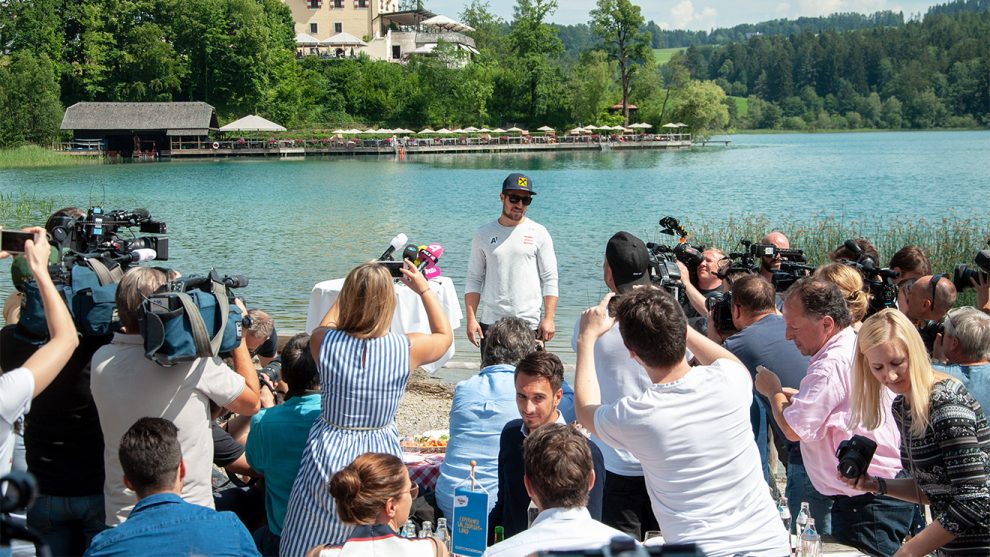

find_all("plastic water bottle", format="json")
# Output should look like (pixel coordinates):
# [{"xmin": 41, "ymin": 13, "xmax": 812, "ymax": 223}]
[
  {"xmin": 435, "ymin": 518, "xmax": 451, "ymax": 551},
  {"xmin": 418, "ymin": 520, "xmax": 433, "ymax": 539},
  {"xmin": 800, "ymin": 518, "xmax": 822, "ymax": 557},
  {"xmin": 402, "ymin": 520, "xmax": 417, "ymax": 538}
]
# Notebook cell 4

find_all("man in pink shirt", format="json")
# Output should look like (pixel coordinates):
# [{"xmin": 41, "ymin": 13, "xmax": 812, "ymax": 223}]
[{"xmin": 756, "ymin": 278, "xmax": 915, "ymax": 556}]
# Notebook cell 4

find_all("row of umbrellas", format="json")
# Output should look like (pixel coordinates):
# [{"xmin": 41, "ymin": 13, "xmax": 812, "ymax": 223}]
[
  {"xmin": 323, "ymin": 123, "xmax": 688, "ymax": 135},
  {"xmin": 296, "ymin": 32, "xmax": 367, "ymax": 47}
]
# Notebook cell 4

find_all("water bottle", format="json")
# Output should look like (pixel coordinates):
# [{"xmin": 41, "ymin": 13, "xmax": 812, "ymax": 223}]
[
  {"xmin": 794, "ymin": 502, "xmax": 809, "ymax": 537},
  {"xmin": 778, "ymin": 496, "xmax": 791, "ymax": 532},
  {"xmin": 800, "ymin": 518, "xmax": 822, "ymax": 557},
  {"xmin": 435, "ymin": 518, "xmax": 451, "ymax": 551},
  {"xmin": 403, "ymin": 519, "xmax": 417, "ymax": 538},
  {"xmin": 418, "ymin": 520, "xmax": 433, "ymax": 539},
  {"xmin": 494, "ymin": 525, "xmax": 505, "ymax": 543}
]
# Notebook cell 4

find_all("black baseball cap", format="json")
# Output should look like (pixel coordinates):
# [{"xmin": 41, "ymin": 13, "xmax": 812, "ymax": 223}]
[
  {"xmin": 502, "ymin": 173, "xmax": 536, "ymax": 195},
  {"xmin": 606, "ymin": 231, "xmax": 651, "ymax": 293}
]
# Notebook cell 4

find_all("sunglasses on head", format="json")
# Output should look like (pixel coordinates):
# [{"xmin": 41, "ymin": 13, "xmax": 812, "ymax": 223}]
[{"xmin": 505, "ymin": 194, "xmax": 533, "ymax": 206}]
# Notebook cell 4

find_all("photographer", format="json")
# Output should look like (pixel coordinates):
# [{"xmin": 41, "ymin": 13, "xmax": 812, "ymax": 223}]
[
  {"xmin": 846, "ymin": 310, "xmax": 990, "ymax": 557},
  {"xmin": 905, "ymin": 274, "xmax": 957, "ymax": 325},
  {"xmin": 677, "ymin": 248, "xmax": 726, "ymax": 320},
  {"xmin": 830, "ymin": 238, "xmax": 880, "ymax": 264},
  {"xmin": 244, "ymin": 309, "xmax": 278, "ymax": 367},
  {"xmin": 90, "ymin": 266, "xmax": 261, "ymax": 526},
  {"xmin": 933, "ymin": 307, "xmax": 990, "ymax": 412},
  {"xmin": 759, "ymin": 231, "xmax": 790, "ymax": 283},
  {"xmin": 1, "ymin": 227, "xmax": 79, "ymax": 477},
  {"xmin": 755, "ymin": 278, "xmax": 913, "ymax": 555}
]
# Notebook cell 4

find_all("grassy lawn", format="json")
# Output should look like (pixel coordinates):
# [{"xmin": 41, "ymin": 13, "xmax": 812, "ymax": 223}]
[
  {"xmin": 0, "ymin": 145, "xmax": 104, "ymax": 169},
  {"xmin": 653, "ymin": 48, "xmax": 685, "ymax": 65},
  {"xmin": 730, "ymin": 96, "xmax": 748, "ymax": 117}
]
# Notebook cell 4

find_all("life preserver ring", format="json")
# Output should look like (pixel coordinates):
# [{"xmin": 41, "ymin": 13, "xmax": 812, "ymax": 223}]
[{"xmin": 212, "ymin": 141, "xmax": 220, "ymax": 150}]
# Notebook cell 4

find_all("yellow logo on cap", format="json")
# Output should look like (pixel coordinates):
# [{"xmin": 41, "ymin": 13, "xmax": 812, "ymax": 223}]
[{"xmin": 517, "ymin": 176, "xmax": 528, "ymax": 188}]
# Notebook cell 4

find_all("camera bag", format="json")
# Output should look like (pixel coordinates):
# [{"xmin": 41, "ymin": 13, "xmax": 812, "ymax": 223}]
[
  {"xmin": 19, "ymin": 258, "xmax": 121, "ymax": 339},
  {"xmin": 140, "ymin": 278, "xmax": 243, "ymax": 366}
]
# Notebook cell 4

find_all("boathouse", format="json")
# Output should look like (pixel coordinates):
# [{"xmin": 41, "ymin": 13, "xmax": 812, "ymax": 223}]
[{"xmin": 60, "ymin": 102, "xmax": 219, "ymax": 157}]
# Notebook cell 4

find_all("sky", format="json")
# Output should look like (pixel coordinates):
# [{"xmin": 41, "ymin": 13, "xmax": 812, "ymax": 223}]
[{"xmin": 423, "ymin": 0, "xmax": 941, "ymax": 31}]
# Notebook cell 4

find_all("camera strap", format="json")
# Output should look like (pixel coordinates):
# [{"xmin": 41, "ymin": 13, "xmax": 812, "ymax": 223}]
[
  {"xmin": 171, "ymin": 279, "xmax": 229, "ymax": 358},
  {"xmin": 83, "ymin": 257, "xmax": 123, "ymax": 286}
]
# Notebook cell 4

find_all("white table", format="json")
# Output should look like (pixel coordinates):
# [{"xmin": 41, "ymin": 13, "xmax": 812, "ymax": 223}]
[{"xmin": 305, "ymin": 276, "xmax": 462, "ymax": 374}]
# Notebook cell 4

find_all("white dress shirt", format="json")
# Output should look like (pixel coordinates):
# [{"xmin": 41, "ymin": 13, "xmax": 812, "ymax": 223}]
[{"xmin": 483, "ymin": 507, "xmax": 634, "ymax": 557}]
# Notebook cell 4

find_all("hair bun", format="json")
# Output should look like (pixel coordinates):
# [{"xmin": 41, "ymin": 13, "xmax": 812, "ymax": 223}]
[{"xmin": 329, "ymin": 467, "xmax": 361, "ymax": 502}]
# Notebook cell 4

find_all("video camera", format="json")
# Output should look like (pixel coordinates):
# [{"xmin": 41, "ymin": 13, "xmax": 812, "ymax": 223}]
[
  {"xmin": 48, "ymin": 206, "xmax": 168, "ymax": 263},
  {"xmin": 724, "ymin": 240, "xmax": 810, "ymax": 292},
  {"xmin": 953, "ymin": 239, "xmax": 990, "ymax": 291},
  {"xmin": 645, "ymin": 217, "xmax": 704, "ymax": 305},
  {"xmin": 835, "ymin": 239, "xmax": 900, "ymax": 315}
]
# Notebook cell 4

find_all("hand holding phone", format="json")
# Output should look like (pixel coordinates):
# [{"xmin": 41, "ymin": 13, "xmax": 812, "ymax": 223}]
[{"xmin": 1, "ymin": 229, "xmax": 33, "ymax": 254}]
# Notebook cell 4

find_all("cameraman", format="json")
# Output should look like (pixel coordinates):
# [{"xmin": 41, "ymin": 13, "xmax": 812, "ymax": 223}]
[
  {"xmin": 829, "ymin": 238, "xmax": 880, "ymax": 264},
  {"xmin": 1, "ymin": 227, "xmax": 79, "ymax": 476},
  {"xmin": 759, "ymin": 231, "xmax": 790, "ymax": 283},
  {"xmin": 90, "ymin": 267, "xmax": 261, "ymax": 526},
  {"xmin": 904, "ymin": 274, "xmax": 956, "ymax": 325}
]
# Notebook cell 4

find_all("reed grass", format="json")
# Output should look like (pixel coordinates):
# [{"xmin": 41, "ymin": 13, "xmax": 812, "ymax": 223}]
[
  {"xmin": 0, "ymin": 145, "xmax": 104, "ymax": 169},
  {"xmin": 0, "ymin": 193, "xmax": 63, "ymax": 229}
]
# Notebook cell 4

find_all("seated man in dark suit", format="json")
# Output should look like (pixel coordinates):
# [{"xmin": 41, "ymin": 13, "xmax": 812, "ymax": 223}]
[
  {"xmin": 84, "ymin": 417, "xmax": 259, "ymax": 557},
  {"xmin": 488, "ymin": 351, "xmax": 604, "ymax": 542}
]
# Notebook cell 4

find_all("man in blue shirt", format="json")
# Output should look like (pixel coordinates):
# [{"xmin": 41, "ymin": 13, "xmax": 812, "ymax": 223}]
[
  {"xmin": 84, "ymin": 417, "xmax": 258, "ymax": 557},
  {"xmin": 245, "ymin": 333, "xmax": 321, "ymax": 556},
  {"xmin": 435, "ymin": 317, "xmax": 537, "ymax": 519},
  {"xmin": 934, "ymin": 306, "xmax": 990, "ymax": 411}
]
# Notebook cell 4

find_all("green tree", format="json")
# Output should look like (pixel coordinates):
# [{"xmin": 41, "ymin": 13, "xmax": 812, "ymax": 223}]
[
  {"xmin": 507, "ymin": 0, "xmax": 565, "ymax": 124},
  {"xmin": 670, "ymin": 80, "xmax": 729, "ymax": 138},
  {"xmin": 460, "ymin": 0, "xmax": 507, "ymax": 54},
  {"xmin": 589, "ymin": 0, "xmax": 651, "ymax": 124},
  {"xmin": 568, "ymin": 50, "xmax": 615, "ymax": 124},
  {"xmin": 0, "ymin": 52, "xmax": 63, "ymax": 147}
]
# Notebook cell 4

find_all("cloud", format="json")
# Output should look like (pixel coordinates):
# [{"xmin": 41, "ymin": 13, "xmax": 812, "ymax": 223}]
[
  {"xmin": 793, "ymin": 0, "xmax": 888, "ymax": 17},
  {"xmin": 662, "ymin": 0, "xmax": 719, "ymax": 29}
]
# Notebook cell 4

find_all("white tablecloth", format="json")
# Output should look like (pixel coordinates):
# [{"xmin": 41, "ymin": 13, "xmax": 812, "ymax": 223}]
[{"xmin": 305, "ymin": 276, "xmax": 462, "ymax": 373}]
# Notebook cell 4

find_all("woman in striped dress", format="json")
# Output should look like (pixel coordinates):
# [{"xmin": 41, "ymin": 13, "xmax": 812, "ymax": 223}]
[
  {"xmin": 280, "ymin": 261, "xmax": 452, "ymax": 556},
  {"xmin": 846, "ymin": 309, "xmax": 990, "ymax": 556}
]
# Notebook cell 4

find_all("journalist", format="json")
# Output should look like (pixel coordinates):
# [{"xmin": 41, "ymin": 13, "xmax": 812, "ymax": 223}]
[
  {"xmin": 0, "ymin": 227, "xmax": 79, "ymax": 477},
  {"xmin": 759, "ymin": 231, "xmax": 791, "ymax": 283},
  {"xmin": 90, "ymin": 266, "xmax": 261, "ymax": 526},
  {"xmin": 905, "ymin": 273, "xmax": 957, "ymax": 325}
]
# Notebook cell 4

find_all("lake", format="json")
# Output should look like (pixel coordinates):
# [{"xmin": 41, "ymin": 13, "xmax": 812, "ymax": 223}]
[{"xmin": 2, "ymin": 130, "xmax": 989, "ymax": 369}]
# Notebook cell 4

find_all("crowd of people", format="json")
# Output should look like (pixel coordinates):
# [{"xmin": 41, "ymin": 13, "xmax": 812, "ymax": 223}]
[{"xmin": 1, "ymin": 172, "xmax": 989, "ymax": 557}]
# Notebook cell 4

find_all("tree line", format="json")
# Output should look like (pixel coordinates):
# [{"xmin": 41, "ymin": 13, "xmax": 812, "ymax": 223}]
[{"xmin": 681, "ymin": 8, "xmax": 990, "ymax": 130}]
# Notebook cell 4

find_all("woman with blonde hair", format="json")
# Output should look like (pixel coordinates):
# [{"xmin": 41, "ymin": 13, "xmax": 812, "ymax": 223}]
[
  {"xmin": 814, "ymin": 262, "xmax": 869, "ymax": 329},
  {"xmin": 846, "ymin": 309, "xmax": 990, "ymax": 556},
  {"xmin": 281, "ymin": 261, "xmax": 453, "ymax": 556},
  {"xmin": 306, "ymin": 453, "xmax": 448, "ymax": 556}
]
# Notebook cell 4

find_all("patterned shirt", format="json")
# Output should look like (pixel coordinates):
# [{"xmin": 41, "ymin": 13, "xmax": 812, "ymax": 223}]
[{"xmin": 893, "ymin": 378, "xmax": 990, "ymax": 555}]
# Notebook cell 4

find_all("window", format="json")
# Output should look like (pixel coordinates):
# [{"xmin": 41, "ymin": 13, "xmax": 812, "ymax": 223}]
[
  {"xmin": 310, "ymin": 23, "xmax": 318, "ymax": 34},
  {"xmin": 333, "ymin": 0, "xmax": 343, "ymax": 7},
  {"xmin": 307, "ymin": 0, "xmax": 321, "ymax": 8},
  {"xmin": 357, "ymin": 0, "xmax": 367, "ymax": 7},
  {"xmin": 392, "ymin": 45, "xmax": 401, "ymax": 59},
  {"xmin": 334, "ymin": 22, "xmax": 343, "ymax": 33}
]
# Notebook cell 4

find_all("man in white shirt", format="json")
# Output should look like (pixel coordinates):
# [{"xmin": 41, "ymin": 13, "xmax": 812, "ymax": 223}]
[
  {"xmin": 0, "ymin": 227, "xmax": 79, "ymax": 477},
  {"xmin": 90, "ymin": 267, "xmax": 261, "ymax": 525},
  {"xmin": 465, "ymin": 173, "xmax": 558, "ymax": 352},
  {"xmin": 570, "ymin": 231, "xmax": 658, "ymax": 540},
  {"xmin": 483, "ymin": 423, "xmax": 632, "ymax": 557},
  {"xmin": 574, "ymin": 287, "xmax": 790, "ymax": 557}
]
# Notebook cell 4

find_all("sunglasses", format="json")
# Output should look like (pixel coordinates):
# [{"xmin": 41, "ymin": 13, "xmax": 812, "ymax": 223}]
[
  {"xmin": 396, "ymin": 482, "xmax": 419, "ymax": 500},
  {"xmin": 505, "ymin": 194, "xmax": 533, "ymax": 206},
  {"xmin": 930, "ymin": 273, "xmax": 945, "ymax": 306}
]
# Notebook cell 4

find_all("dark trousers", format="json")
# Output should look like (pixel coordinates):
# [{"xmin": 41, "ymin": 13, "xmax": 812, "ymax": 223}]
[
  {"xmin": 601, "ymin": 471, "xmax": 659, "ymax": 542},
  {"xmin": 830, "ymin": 492, "xmax": 915, "ymax": 557}
]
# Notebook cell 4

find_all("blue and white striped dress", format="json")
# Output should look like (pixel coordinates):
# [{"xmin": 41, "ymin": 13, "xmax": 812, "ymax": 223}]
[{"xmin": 279, "ymin": 329, "xmax": 411, "ymax": 556}]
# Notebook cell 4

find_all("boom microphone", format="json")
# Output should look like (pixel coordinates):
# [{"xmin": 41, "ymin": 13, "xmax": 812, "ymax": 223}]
[{"xmin": 380, "ymin": 233, "xmax": 408, "ymax": 261}]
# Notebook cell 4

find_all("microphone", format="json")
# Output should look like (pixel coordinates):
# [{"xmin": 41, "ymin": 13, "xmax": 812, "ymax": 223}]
[
  {"xmin": 114, "ymin": 248, "xmax": 157, "ymax": 264},
  {"xmin": 131, "ymin": 208, "xmax": 150, "ymax": 220},
  {"xmin": 402, "ymin": 244, "xmax": 419, "ymax": 263},
  {"xmin": 418, "ymin": 244, "xmax": 444, "ymax": 279},
  {"xmin": 379, "ymin": 233, "xmax": 408, "ymax": 261}
]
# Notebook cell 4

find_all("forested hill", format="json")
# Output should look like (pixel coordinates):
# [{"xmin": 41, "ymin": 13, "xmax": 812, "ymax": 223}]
[{"xmin": 682, "ymin": 8, "xmax": 990, "ymax": 129}]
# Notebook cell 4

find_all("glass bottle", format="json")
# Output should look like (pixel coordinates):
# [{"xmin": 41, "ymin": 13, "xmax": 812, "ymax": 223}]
[
  {"xmin": 434, "ymin": 518, "xmax": 451, "ymax": 551},
  {"xmin": 418, "ymin": 520, "xmax": 433, "ymax": 539},
  {"xmin": 494, "ymin": 525, "xmax": 505, "ymax": 543},
  {"xmin": 794, "ymin": 501, "xmax": 810, "ymax": 543},
  {"xmin": 778, "ymin": 496, "xmax": 791, "ymax": 532},
  {"xmin": 799, "ymin": 518, "xmax": 822, "ymax": 557},
  {"xmin": 403, "ymin": 519, "xmax": 417, "ymax": 538}
]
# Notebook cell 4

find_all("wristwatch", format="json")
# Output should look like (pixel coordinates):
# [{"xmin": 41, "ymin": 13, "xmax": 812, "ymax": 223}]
[{"xmin": 873, "ymin": 476, "xmax": 888, "ymax": 496}]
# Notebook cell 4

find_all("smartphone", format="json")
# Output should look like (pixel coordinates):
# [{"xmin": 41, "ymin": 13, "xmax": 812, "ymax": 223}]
[
  {"xmin": 1, "ymin": 230, "xmax": 33, "ymax": 253},
  {"xmin": 379, "ymin": 260, "xmax": 405, "ymax": 278}
]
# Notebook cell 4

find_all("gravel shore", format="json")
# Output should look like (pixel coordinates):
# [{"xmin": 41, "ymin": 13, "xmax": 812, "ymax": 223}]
[{"xmin": 396, "ymin": 369, "xmax": 454, "ymax": 437}]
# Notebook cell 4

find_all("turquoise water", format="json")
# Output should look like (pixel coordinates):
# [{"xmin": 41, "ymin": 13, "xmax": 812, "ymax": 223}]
[{"xmin": 2, "ymin": 130, "xmax": 989, "ymax": 362}]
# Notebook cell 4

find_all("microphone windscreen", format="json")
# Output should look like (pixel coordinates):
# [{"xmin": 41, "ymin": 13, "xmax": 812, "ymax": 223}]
[
  {"xmin": 132, "ymin": 208, "xmax": 150, "ymax": 219},
  {"xmin": 132, "ymin": 248, "xmax": 157, "ymax": 262},
  {"xmin": 402, "ymin": 244, "xmax": 419, "ymax": 262},
  {"xmin": 390, "ymin": 233, "xmax": 408, "ymax": 251}
]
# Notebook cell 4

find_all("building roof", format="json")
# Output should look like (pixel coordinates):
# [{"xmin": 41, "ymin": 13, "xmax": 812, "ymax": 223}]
[
  {"xmin": 380, "ymin": 9, "xmax": 435, "ymax": 27},
  {"xmin": 61, "ymin": 102, "xmax": 219, "ymax": 132}
]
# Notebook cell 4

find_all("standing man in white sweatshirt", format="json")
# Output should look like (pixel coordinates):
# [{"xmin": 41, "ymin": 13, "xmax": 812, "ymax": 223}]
[{"xmin": 465, "ymin": 173, "xmax": 558, "ymax": 354}]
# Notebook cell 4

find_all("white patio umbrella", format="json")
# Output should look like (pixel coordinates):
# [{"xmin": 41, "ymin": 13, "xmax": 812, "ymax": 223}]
[
  {"xmin": 537, "ymin": 126, "xmax": 555, "ymax": 132},
  {"xmin": 322, "ymin": 32, "xmax": 367, "ymax": 47},
  {"xmin": 394, "ymin": 128, "xmax": 414, "ymax": 134},
  {"xmin": 361, "ymin": 128, "xmax": 379, "ymax": 134},
  {"xmin": 331, "ymin": 129, "xmax": 346, "ymax": 134},
  {"xmin": 478, "ymin": 128, "xmax": 491, "ymax": 133},
  {"xmin": 344, "ymin": 128, "xmax": 362, "ymax": 134},
  {"xmin": 452, "ymin": 128, "xmax": 466, "ymax": 133},
  {"xmin": 418, "ymin": 128, "xmax": 436, "ymax": 134},
  {"xmin": 491, "ymin": 128, "xmax": 506, "ymax": 133},
  {"xmin": 219, "ymin": 114, "xmax": 286, "ymax": 132},
  {"xmin": 463, "ymin": 126, "xmax": 479, "ymax": 132},
  {"xmin": 674, "ymin": 123, "xmax": 687, "ymax": 128},
  {"xmin": 295, "ymin": 33, "xmax": 321, "ymax": 46},
  {"xmin": 568, "ymin": 127, "xmax": 585, "ymax": 135},
  {"xmin": 661, "ymin": 123, "xmax": 678, "ymax": 129},
  {"xmin": 421, "ymin": 15, "xmax": 475, "ymax": 33},
  {"xmin": 506, "ymin": 127, "xmax": 525, "ymax": 133},
  {"xmin": 435, "ymin": 128, "xmax": 452, "ymax": 134}
]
